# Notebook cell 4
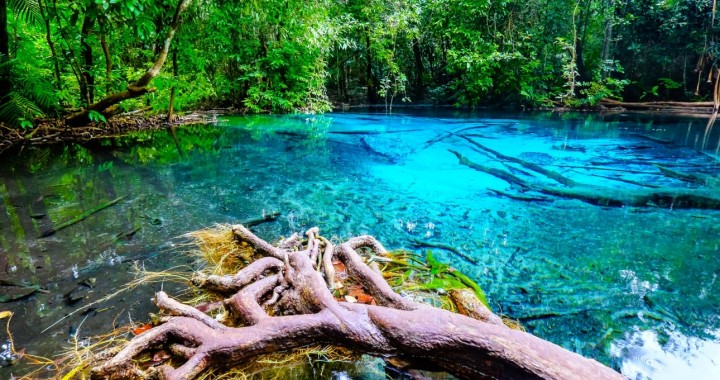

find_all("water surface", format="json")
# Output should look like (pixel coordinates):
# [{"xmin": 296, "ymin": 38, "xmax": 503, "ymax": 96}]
[{"xmin": 1, "ymin": 110, "xmax": 719, "ymax": 379}]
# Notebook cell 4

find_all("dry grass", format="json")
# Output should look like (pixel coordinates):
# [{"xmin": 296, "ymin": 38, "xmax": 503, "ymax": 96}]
[
  {"xmin": 35, "ymin": 225, "xmax": 517, "ymax": 379},
  {"xmin": 186, "ymin": 224, "xmax": 255, "ymax": 275},
  {"xmin": 197, "ymin": 346, "xmax": 366, "ymax": 380}
]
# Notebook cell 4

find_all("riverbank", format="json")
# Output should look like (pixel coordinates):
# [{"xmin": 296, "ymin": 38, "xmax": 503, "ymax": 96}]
[
  {"xmin": 0, "ymin": 112, "xmax": 222, "ymax": 156},
  {"xmin": 1, "ymin": 102, "xmax": 716, "ymax": 158}
]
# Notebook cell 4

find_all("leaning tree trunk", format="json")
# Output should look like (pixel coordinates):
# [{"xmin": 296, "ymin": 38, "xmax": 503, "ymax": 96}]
[
  {"xmin": 65, "ymin": 0, "xmax": 193, "ymax": 126},
  {"xmin": 91, "ymin": 225, "xmax": 623, "ymax": 380}
]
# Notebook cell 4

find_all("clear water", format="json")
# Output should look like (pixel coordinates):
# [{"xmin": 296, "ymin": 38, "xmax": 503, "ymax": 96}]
[{"xmin": 1, "ymin": 110, "xmax": 719, "ymax": 379}]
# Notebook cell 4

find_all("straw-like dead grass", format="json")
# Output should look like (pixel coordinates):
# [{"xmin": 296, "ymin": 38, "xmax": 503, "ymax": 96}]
[{"xmin": 21, "ymin": 224, "xmax": 516, "ymax": 379}]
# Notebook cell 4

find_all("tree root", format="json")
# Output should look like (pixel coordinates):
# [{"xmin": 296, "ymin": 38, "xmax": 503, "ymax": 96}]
[{"xmin": 90, "ymin": 226, "xmax": 622, "ymax": 380}]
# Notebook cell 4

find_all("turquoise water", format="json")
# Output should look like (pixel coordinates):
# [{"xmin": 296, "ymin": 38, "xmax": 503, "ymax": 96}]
[{"xmin": 1, "ymin": 110, "xmax": 719, "ymax": 378}]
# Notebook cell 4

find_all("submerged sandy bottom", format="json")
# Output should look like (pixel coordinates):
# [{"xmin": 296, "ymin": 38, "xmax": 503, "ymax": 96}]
[{"xmin": 1, "ymin": 110, "xmax": 719, "ymax": 378}]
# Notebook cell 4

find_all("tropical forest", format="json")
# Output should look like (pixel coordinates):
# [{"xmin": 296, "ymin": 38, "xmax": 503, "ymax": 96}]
[{"xmin": 0, "ymin": 0, "xmax": 719, "ymax": 379}]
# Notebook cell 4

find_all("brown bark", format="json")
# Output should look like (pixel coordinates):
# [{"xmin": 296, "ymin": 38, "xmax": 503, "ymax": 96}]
[
  {"xmin": 38, "ymin": 0, "xmax": 62, "ymax": 91},
  {"xmin": 80, "ymin": 12, "xmax": 96, "ymax": 105},
  {"xmin": 66, "ymin": 0, "xmax": 193, "ymax": 126},
  {"xmin": 100, "ymin": 32, "xmax": 111, "ymax": 94},
  {"xmin": 600, "ymin": 98, "xmax": 715, "ymax": 110},
  {"xmin": 167, "ymin": 48, "xmax": 178, "ymax": 122},
  {"xmin": 412, "ymin": 36, "xmax": 424, "ymax": 102},
  {"xmin": 365, "ymin": 30, "xmax": 378, "ymax": 104},
  {"xmin": 91, "ymin": 226, "xmax": 623, "ymax": 380}
]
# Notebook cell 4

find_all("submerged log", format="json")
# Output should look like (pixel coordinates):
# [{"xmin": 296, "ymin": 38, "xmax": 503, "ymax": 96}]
[
  {"xmin": 91, "ymin": 226, "xmax": 622, "ymax": 380},
  {"xmin": 450, "ymin": 157, "xmax": 720, "ymax": 210},
  {"xmin": 39, "ymin": 196, "xmax": 126, "ymax": 237},
  {"xmin": 450, "ymin": 136, "xmax": 720, "ymax": 210}
]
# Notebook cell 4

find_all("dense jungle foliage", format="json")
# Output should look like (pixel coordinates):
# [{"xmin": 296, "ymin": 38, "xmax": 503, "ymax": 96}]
[{"xmin": 0, "ymin": 0, "xmax": 718, "ymax": 126}]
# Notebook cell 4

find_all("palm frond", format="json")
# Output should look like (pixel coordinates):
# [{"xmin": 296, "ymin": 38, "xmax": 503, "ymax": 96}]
[
  {"xmin": 8, "ymin": 0, "xmax": 43, "ymax": 25},
  {"xmin": 0, "ymin": 91, "xmax": 45, "ymax": 126},
  {"xmin": 15, "ymin": 71, "xmax": 57, "ymax": 110}
]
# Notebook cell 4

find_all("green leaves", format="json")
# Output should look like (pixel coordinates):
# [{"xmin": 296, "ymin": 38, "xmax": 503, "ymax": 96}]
[
  {"xmin": 394, "ymin": 250, "xmax": 490, "ymax": 308},
  {"xmin": 0, "ymin": 0, "xmax": 711, "ymax": 122},
  {"xmin": 88, "ymin": 110, "xmax": 107, "ymax": 124},
  {"xmin": 0, "ymin": 92, "xmax": 44, "ymax": 127},
  {"xmin": 8, "ymin": 0, "xmax": 43, "ymax": 25}
]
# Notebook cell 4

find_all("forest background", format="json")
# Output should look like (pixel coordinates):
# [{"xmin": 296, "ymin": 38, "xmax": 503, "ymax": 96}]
[{"xmin": 0, "ymin": 0, "xmax": 717, "ymax": 127}]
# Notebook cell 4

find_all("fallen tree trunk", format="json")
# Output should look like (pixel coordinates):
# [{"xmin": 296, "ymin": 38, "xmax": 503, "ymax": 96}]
[
  {"xmin": 450, "ymin": 149, "xmax": 720, "ymax": 209},
  {"xmin": 600, "ymin": 98, "xmax": 715, "ymax": 112},
  {"xmin": 65, "ymin": 0, "xmax": 193, "ymax": 126},
  {"xmin": 90, "ymin": 226, "xmax": 622, "ymax": 380},
  {"xmin": 450, "ymin": 133, "xmax": 720, "ymax": 210}
]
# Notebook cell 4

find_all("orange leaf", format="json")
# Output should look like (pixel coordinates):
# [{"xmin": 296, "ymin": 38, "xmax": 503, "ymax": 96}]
[
  {"xmin": 132, "ymin": 323, "xmax": 153, "ymax": 335},
  {"xmin": 332, "ymin": 260, "xmax": 346, "ymax": 272},
  {"xmin": 356, "ymin": 294, "xmax": 374, "ymax": 304}
]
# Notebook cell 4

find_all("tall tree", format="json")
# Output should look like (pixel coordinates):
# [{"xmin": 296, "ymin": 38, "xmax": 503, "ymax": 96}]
[
  {"xmin": 66, "ymin": 0, "xmax": 194, "ymax": 125},
  {"xmin": 0, "ymin": 0, "xmax": 10, "ymax": 98}
]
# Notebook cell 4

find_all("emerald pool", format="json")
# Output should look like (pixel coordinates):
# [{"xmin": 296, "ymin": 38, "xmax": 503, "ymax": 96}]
[{"xmin": 1, "ymin": 110, "xmax": 719, "ymax": 379}]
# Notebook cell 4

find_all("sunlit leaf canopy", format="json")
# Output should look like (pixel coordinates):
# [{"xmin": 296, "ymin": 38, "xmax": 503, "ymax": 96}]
[{"xmin": 0, "ymin": 0, "xmax": 717, "ymax": 125}]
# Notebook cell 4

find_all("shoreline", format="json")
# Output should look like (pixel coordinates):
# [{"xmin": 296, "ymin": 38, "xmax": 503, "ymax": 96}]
[{"xmin": 1, "ymin": 103, "xmax": 716, "ymax": 156}]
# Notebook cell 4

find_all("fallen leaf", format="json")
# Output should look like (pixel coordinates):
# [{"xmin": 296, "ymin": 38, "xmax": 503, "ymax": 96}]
[
  {"xmin": 344, "ymin": 295, "xmax": 357, "ymax": 303},
  {"xmin": 0, "ymin": 310, "xmax": 12, "ymax": 319},
  {"xmin": 132, "ymin": 323, "xmax": 153, "ymax": 335}
]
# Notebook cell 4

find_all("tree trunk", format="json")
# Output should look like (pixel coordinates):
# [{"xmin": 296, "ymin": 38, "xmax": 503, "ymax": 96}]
[
  {"xmin": 80, "ymin": 12, "xmax": 96, "ymax": 105},
  {"xmin": 38, "ymin": 0, "xmax": 62, "ymax": 91},
  {"xmin": 0, "ymin": 0, "xmax": 10, "ymax": 98},
  {"xmin": 100, "ymin": 32, "xmax": 111, "ymax": 95},
  {"xmin": 0, "ymin": 0, "xmax": 7, "ymax": 59},
  {"xmin": 412, "ymin": 36, "xmax": 424, "ymax": 102},
  {"xmin": 448, "ymin": 135, "xmax": 720, "ymax": 210},
  {"xmin": 600, "ymin": 98, "xmax": 714, "ymax": 112},
  {"xmin": 91, "ymin": 226, "xmax": 623, "ymax": 380},
  {"xmin": 365, "ymin": 30, "xmax": 378, "ymax": 104},
  {"xmin": 66, "ymin": 0, "xmax": 193, "ymax": 126},
  {"xmin": 167, "ymin": 47, "xmax": 178, "ymax": 122}
]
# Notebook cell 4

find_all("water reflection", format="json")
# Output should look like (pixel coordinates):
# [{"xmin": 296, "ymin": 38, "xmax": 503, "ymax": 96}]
[
  {"xmin": 0, "ymin": 110, "xmax": 718, "ymax": 379},
  {"xmin": 612, "ymin": 329, "xmax": 720, "ymax": 379}
]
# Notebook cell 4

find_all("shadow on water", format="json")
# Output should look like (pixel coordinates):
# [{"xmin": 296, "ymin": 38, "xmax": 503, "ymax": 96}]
[{"xmin": 0, "ymin": 110, "xmax": 719, "ymax": 379}]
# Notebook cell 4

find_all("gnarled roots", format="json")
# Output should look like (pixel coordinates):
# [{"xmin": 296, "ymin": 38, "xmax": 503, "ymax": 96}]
[{"xmin": 91, "ymin": 226, "xmax": 622, "ymax": 380}]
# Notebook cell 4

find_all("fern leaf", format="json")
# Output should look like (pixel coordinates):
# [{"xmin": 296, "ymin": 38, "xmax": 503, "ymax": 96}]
[
  {"xmin": 8, "ymin": 0, "xmax": 43, "ymax": 25},
  {"xmin": 0, "ymin": 92, "xmax": 44, "ymax": 126}
]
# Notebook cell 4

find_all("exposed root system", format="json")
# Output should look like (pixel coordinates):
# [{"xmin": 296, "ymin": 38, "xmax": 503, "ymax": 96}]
[{"xmin": 84, "ymin": 225, "xmax": 622, "ymax": 380}]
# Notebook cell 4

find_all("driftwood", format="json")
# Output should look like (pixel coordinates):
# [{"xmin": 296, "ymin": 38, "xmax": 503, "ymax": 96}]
[
  {"xmin": 0, "ymin": 114, "xmax": 216, "ymax": 155},
  {"xmin": 654, "ymin": 165, "xmax": 720, "ymax": 188},
  {"xmin": 91, "ymin": 226, "xmax": 622, "ymax": 380},
  {"xmin": 238, "ymin": 211, "xmax": 281, "ymax": 227},
  {"xmin": 328, "ymin": 129, "xmax": 423, "ymax": 135},
  {"xmin": 39, "ymin": 196, "xmax": 125, "ymax": 237},
  {"xmin": 449, "ymin": 136, "xmax": 720, "ymax": 210},
  {"xmin": 600, "ymin": 98, "xmax": 715, "ymax": 112}
]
